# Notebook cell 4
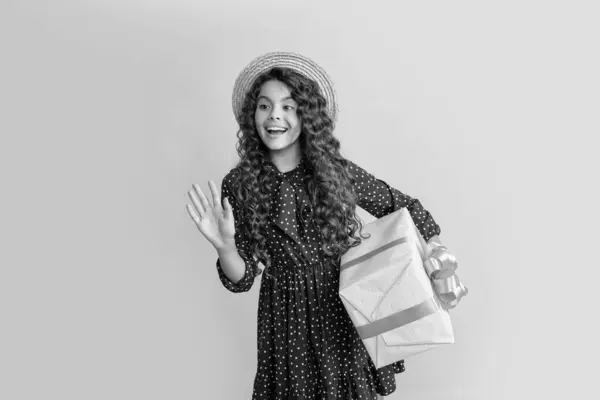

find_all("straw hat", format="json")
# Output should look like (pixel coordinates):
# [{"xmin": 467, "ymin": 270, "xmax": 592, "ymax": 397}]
[{"xmin": 231, "ymin": 51, "xmax": 338, "ymax": 126}]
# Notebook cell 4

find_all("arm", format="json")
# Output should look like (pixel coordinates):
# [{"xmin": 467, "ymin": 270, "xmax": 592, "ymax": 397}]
[
  {"xmin": 214, "ymin": 173, "xmax": 259, "ymax": 293},
  {"xmin": 347, "ymin": 160, "xmax": 441, "ymax": 242},
  {"xmin": 216, "ymin": 244, "xmax": 247, "ymax": 284}
]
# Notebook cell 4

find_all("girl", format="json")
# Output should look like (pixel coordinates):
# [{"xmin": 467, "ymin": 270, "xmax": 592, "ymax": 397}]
[{"xmin": 186, "ymin": 52, "xmax": 442, "ymax": 399}]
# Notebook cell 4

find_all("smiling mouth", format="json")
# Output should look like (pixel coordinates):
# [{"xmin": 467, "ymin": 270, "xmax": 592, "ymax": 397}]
[{"xmin": 266, "ymin": 127, "xmax": 288, "ymax": 134}]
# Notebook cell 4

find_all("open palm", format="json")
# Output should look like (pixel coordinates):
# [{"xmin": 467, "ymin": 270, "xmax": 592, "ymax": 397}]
[{"xmin": 186, "ymin": 180, "xmax": 236, "ymax": 250}]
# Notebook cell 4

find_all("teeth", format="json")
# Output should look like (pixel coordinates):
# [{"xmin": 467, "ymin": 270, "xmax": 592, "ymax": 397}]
[{"xmin": 267, "ymin": 127, "xmax": 287, "ymax": 133}]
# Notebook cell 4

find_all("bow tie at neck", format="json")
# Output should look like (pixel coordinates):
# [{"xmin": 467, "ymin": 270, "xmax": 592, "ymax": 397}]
[{"xmin": 266, "ymin": 161, "xmax": 313, "ymax": 247}]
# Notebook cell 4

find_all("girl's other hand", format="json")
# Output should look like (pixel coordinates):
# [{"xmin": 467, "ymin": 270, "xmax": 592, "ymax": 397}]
[{"xmin": 186, "ymin": 180, "xmax": 236, "ymax": 251}]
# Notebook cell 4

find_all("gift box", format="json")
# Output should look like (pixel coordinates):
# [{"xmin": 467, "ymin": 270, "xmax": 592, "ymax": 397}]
[{"xmin": 339, "ymin": 207, "xmax": 467, "ymax": 368}]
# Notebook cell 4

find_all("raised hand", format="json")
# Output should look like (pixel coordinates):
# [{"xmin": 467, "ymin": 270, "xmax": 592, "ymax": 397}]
[{"xmin": 186, "ymin": 180, "xmax": 236, "ymax": 251}]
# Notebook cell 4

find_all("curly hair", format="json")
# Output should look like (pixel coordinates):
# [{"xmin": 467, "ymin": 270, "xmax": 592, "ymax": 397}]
[{"xmin": 230, "ymin": 67, "xmax": 369, "ymax": 277}]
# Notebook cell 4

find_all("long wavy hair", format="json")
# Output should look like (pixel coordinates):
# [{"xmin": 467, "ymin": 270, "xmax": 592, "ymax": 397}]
[{"xmin": 230, "ymin": 67, "xmax": 369, "ymax": 277}]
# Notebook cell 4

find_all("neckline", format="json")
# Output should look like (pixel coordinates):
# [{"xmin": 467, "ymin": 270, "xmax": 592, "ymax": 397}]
[
  {"xmin": 269, "ymin": 156, "xmax": 305, "ymax": 175},
  {"xmin": 283, "ymin": 163, "xmax": 301, "ymax": 175}
]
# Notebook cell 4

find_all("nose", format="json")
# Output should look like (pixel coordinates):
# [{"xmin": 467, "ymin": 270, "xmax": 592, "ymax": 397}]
[{"xmin": 268, "ymin": 106, "xmax": 283, "ymax": 120}]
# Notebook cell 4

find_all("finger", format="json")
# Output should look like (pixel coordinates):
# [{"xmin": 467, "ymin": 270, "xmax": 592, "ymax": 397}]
[
  {"xmin": 192, "ymin": 183, "xmax": 212, "ymax": 210},
  {"xmin": 188, "ymin": 188, "xmax": 205, "ymax": 216},
  {"xmin": 186, "ymin": 203, "xmax": 201, "ymax": 225},
  {"xmin": 208, "ymin": 180, "xmax": 221, "ymax": 210}
]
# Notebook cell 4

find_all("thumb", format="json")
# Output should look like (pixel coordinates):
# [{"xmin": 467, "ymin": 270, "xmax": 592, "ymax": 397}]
[{"xmin": 223, "ymin": 197, "xmax": 234, "ymax": 220}]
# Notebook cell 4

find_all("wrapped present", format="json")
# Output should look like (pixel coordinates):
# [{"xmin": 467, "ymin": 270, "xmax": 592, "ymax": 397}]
[{"xmin": 339, "ymin": 207, "xmax": 468, "ymax": 368}]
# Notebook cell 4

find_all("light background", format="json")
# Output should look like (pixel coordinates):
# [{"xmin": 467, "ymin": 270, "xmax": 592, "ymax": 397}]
[{"xmin": 1, "ymin": 1, "xmax": 598, "ymax": 399}]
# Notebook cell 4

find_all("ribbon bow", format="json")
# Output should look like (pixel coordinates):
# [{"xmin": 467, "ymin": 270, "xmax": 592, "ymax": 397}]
[{"xmin": 423, "ymin": 244, "xmax": 468, "ymax": 310}]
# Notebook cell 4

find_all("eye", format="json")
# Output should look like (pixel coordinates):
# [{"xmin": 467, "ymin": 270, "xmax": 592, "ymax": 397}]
[
  {"xmin": 258, "ymin": 104, "xmax": 269, "ymax": 110},
  {"xmin": 284, "ymin": 105, "xmax": 295, "ymax": 111}
]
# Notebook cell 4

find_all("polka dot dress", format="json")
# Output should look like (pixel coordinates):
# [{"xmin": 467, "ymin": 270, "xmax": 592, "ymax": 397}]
[{"xmin": 216, "ymin": 157, "xmax": 441, "ymax": 399}]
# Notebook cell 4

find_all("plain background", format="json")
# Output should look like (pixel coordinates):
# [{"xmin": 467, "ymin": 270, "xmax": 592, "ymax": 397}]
[{"xmin": 1, "ymin": 1, "xmax": 598, "ymax": 399}]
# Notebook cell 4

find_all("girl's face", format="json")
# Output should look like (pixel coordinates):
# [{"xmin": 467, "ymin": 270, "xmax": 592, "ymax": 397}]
[{"xmin": 254, "ymin": 80, "xmax": 302, "ymax": 157}]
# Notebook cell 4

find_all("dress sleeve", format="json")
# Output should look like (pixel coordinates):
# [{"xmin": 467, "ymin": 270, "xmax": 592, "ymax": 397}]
[
  {"xmin": 214, "ymin": 172, "xmax": 258, "ymax": 293},
  {"xmin": 348, "ymin": 160, "xmax": 441, "ymax": 242}
]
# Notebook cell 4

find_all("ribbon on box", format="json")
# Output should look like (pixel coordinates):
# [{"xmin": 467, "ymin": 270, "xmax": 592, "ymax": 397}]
[
  {"xmin": 352, "ymin": 240, "xmax": 468, "ymax": 340},
  {"xmin": 424, "ymin": 244, "xmax": 468, "ymax": 310}
]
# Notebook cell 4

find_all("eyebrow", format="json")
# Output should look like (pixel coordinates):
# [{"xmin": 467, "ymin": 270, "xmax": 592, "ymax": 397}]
[{"xmin": 257, "ymin": 95, "xmax": 296, "ymax": 102}]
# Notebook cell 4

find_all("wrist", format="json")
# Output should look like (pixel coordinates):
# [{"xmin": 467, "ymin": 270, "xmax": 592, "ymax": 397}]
[
  {"xmin": 216, "ymin": 241, "xmax": 237, "ymax": 256},
  {"xmin": 426, "ymin": 235, "xmax": 447, "ymax": 257},
  {"xmin": 427, "ymin": 235, "xmax": 442, "ymax": 246}
]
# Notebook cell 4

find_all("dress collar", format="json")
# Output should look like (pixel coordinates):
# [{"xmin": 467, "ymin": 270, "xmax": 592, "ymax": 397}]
[{"xmin": 265, "ymin": 156, "xmax": 307, "ymax": 177}]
